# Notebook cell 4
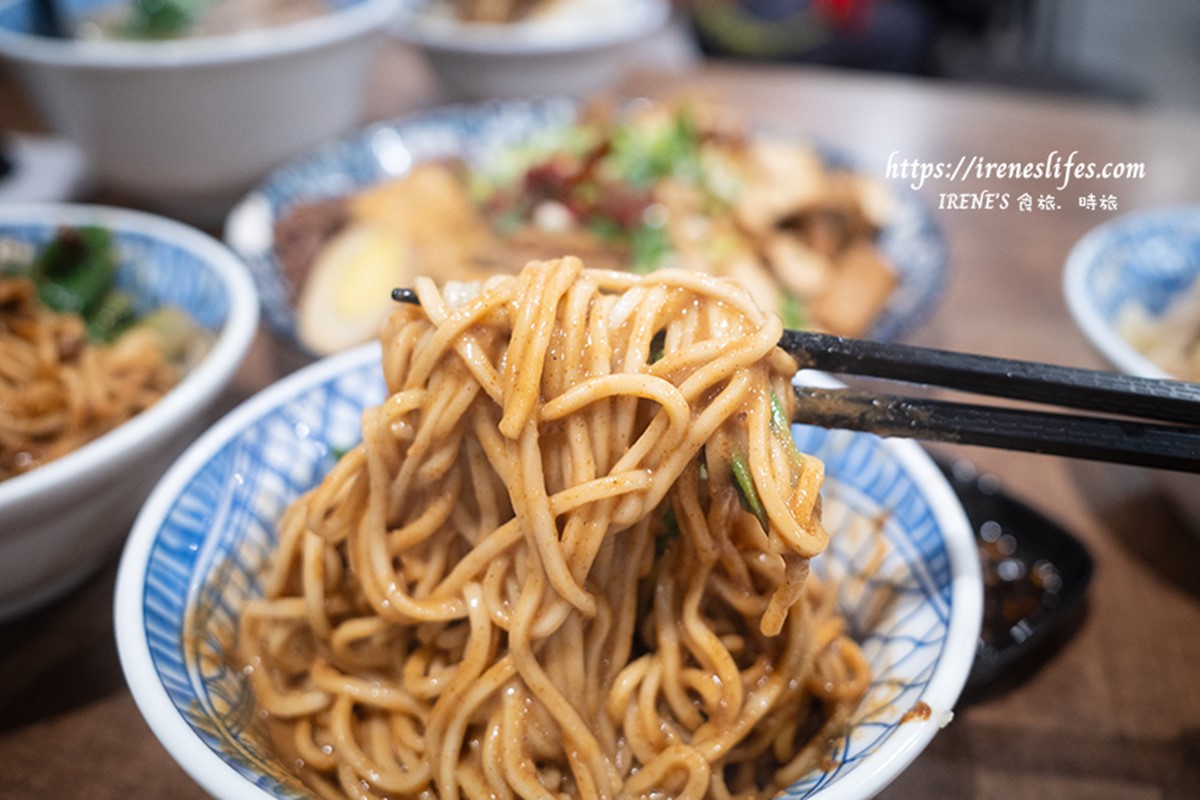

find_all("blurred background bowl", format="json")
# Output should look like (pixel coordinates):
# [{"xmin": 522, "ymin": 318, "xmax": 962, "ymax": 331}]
[
  {"xmin": 114, "ymin": 342, "xmax": 981, "ymax": 800},
  {"xmin": 0, "ymin": 202, "xmax": 258, "ymax": 622},
  {"xmin": 1063, "ymin": 204, "xmax": 1200, "ymax": 531},
  {"xmin": 224, "ymin": 96, "xmax": 947, "ymax": 356},
  {"xmin": 0, "ymin": 0, "xmax": 399, "ymax": 223},
  {"xmin": 390, "ymin": 0, "xmax": 672, "ymax": 100}
]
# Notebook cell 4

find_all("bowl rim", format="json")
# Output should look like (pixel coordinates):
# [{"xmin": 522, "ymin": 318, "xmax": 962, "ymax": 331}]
[
  {"xmin": 390, "ymin": 0, "xmax": 670, "ymax": 54},
  {"xmin": 115, "ymin": 343, "xmax": 385, "ymax": 800},
  {"xmin": 115, "ymin": 343, "xmax": 982, "ymax": 800},
  {"xmin": 0, "ymin": 0, "xmax": 399, "ymax": 69},
  {"xmin": 0, "ymin": 202, "xmax": 260, "ymax": 514},
  {"xmin": 1062, "ymin": 203, "xmax": 1200, "ymax": 381}
]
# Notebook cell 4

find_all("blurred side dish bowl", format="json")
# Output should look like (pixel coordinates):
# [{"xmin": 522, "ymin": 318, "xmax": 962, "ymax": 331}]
[
  {"xmin": 0, "ymin": 0, "xmax": 399, "ymax": 221},
  {"xmin": 0, "ymin": 203, "xmax": 258, "ymax": 622},
  {"xmin": 1063, "ymin": 204, "xmax": 1200, "ymax": 531},
  {"xmin": 390, "ymin": 0, "xmax": 672, "ymax": 99},
  {"xmin": 226, "ymin": 97, "xmax": 947, "ymax": 357}
]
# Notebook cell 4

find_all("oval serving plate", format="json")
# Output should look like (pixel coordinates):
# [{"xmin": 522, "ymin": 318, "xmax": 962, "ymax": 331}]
[{"xmin": 224, "ymin": 97, "xmax": 947, "ymax": 353}]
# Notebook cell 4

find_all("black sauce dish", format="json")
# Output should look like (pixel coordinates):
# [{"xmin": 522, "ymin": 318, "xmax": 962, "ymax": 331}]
[{"xmin": 936, "ymin": 459, "xmax": 1095, "ymax": 697}]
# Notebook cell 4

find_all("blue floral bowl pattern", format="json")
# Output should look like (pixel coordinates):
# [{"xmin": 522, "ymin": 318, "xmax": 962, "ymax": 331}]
[
  {"xmin": 0, "ymin": 203, "xmax": 259, "ymax": 622},
  {"xmin": 1064, "ymin": 205, "xmax": 1200, "ymax": 373},
  {"xmin": 0, "ymin": 219, "xmax": 230, "ymax": 328},
  {"xmin": 224, "ymin": 98, "xmax": 948, "ymax": 352},
  {"xmin": 115, "ymin": 344, "xmax": 980, "ymax": 800}
]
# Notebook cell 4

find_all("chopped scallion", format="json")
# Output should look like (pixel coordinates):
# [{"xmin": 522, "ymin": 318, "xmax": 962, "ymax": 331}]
[{"xmin": 731, "ymin": 449, "xmax": 768, "ymax": 532}]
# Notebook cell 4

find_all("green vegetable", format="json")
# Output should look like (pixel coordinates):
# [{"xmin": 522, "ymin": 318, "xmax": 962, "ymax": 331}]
[
  {"xmin": 87, "ymin": 290, "xmax": 137, "ymax": 342},
  {"xmin": 121, "ymin": 0, "xmax": 209, "ymax": 39},
  {"xmin": 629, "ymin": 223, "xmax": 671, "ymax": 274},
  {"xmin": 655, "ymin": 508, "xmax": 680, "ymax": 559},
  {"xmin": 648, "ymin": 330, "xmax": 665, "ymax": 364},
  {"xmin": 769, "ymin": 387, "xmax": 806, "ymax": 475},
  {"xmin": 34, "ymin": 226, "xmax": 118, "ymax": 317},
  {"xmin": 585, "ymin": 216, "xmax": 625, "ymax": 243},
  {"xmin": 608, "ymin": 111, "xmax": 702, "ymax": 191},
  {"xmin": 730, "ymin": 448, "xmax": 768, "ymax": 532},
  {"xmin": 769, "ymin": 387, "xmax": 794, "ymax": 436},
  {"xmin": 329, "ymin": 443, "xmax": 358, "ymax": 462},
  {"xmin": 779, "ymin": 291, "xmax": 808, "ymax": 330},
  {"xmin": 8, "ymin": 228, "xmax": 206, "ymax": 359}
]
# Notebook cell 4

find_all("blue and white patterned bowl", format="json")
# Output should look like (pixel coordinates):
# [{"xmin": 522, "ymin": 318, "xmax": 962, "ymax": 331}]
[
  {"xmin": 0, "ymin": 203, "xmax": 259, "ymax": 622},
  {"xmin": 1063, "ymin": 204, "xmax": 1200, "ymax": 529},
  {"xmin": 114, "ymin": 345, "xmax": 981, "ymax": 800},
  {"xmin": 224, "ymin": 97, "xmax": 947, "ymax": 351}
]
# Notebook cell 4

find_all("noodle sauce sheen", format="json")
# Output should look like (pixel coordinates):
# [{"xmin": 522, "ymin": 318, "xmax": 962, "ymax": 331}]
[{"xmin": 238, "ymin": 259, "xmax": 872, "ymax": 799}]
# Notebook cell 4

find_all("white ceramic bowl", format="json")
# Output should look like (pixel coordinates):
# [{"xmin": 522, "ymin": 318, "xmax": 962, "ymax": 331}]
[
  {"xmin": 1063, "ymin": 205, "xmax": 1200, "ymax": 530},
  {"xmin": 0, "ymin": 203, "xmax": 259, "ymax": 622},
  {"xmin": 391, "ymin": 0, "xmax": 671, "ymax": 100},
  {"xmin": 115, "ymin": 343, "xmax": 981, "ymax": 800},
  {"xmin": 0, "ymin": 0, "xmax": 399, "ymax": 221}
]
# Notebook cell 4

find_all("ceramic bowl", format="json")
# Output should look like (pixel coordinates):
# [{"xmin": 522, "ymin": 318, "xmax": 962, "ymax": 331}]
[
  {"xmin": 390, "ymin": 0, "xmax": 671, "ymax": 100},
  {"xmin": 115, "ymin": 343, "xmax": 981, "ymax": 800},
  {"xmin": 1063, "ymin": 204, "xmax": 1200, "ymax": 530},
  {"xmin": 0, "ymin": 203, "xmax": 258, "ymax": 622},
  {"xmin": 0, "ymin": 0, "xmax": 399, "ymax": 222}
]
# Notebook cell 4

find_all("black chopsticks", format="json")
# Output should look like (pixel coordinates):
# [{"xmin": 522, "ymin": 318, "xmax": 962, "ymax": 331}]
[
  {"xmin": 792, "ymin": 387, "xmax": 1200, "ymax": 473},
  {"xmin": 786, "ymin": 331, "xmax": 1200, "ymax": 473},
  {"xmin": 391, "ymin": 289, "xmax": 1200, "ymax": 473},
  {"xmin": 782, "ymin": 330, "xmax": 1200, "ymax": 426}
]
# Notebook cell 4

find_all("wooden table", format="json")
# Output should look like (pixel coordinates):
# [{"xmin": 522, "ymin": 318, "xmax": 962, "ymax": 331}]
[{"xmin": 4, "ymin": 48, "xmax": 1200, "ymax": 799}]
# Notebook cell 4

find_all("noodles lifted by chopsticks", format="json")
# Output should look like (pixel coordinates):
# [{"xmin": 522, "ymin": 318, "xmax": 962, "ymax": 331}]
[
  {"xmin": 238, "ymin": 258, "xmax": 870, "ymax": 799},
  {"xmin": 0, "ymin": 277, "xmax": 179, "ymax": 481}
]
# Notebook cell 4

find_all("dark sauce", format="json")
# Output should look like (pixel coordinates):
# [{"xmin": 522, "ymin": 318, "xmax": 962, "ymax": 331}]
[
  {"xmin": 977, "ymin": 517, "xmax": 1065, "ymax": 650},
  {"xmin": 937, "ymin": 459, "xmax": 1094, "ymax": 694},
  {"xmin": 900, "ymin": 700, "xmax": 932, "ymax": 724}
]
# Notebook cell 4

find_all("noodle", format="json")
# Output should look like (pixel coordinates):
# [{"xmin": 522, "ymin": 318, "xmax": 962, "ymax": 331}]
[
  {"xmin": 239, "ymin": 258, "xmax": 870, "ymax": 799},
  {"xmin": 0, "ymin": 277, "xmax": 180, "ymax": 481}
]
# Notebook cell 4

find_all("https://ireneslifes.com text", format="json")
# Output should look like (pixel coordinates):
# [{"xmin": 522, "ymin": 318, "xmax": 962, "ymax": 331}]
[{"xmin": 883, "ymin": 150, "xmax": 1145, "ymax": 212}]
